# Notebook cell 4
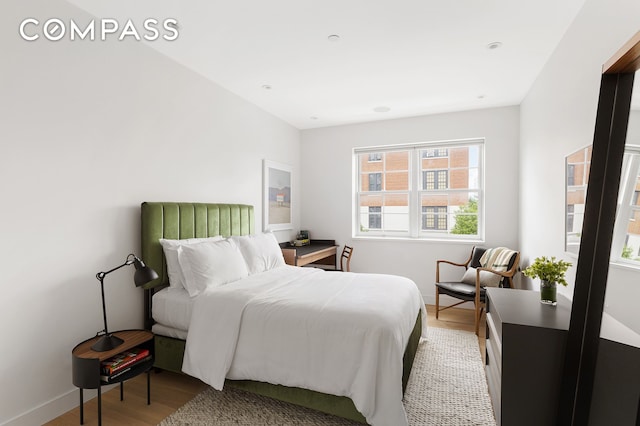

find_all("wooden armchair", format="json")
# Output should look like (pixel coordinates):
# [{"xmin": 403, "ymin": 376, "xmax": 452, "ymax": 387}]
[{"xmin": 435, "ymin": 246, "xmax": 520, "ymax": 335}]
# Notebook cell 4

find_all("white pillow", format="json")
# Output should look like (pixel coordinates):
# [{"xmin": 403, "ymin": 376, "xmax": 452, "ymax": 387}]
[
  {"xmin": 461, "ymin": 267, "xmax": 502, "ymax": 288},
  {"xmin": 177, "ymin": 238, "xmax": 249, "ymax": 297},
  {"xmin": 160, "ymin": 236, "xmax": 224, "ymax": 290},
  {"xmin": 231, "ymin": 232, "xmax": 285, "ymax": 275}
]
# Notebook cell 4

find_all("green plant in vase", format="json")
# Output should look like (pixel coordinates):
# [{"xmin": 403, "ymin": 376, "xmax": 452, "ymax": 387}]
[{"xmin": 522, "ymin": 256, "xmax": 572, "ymax": 305}]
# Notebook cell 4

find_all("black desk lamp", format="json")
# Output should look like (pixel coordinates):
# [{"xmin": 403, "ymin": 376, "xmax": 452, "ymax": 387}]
[{"xmin": 92, "ymin": 253, "xmax": 158, "ymax": 352}]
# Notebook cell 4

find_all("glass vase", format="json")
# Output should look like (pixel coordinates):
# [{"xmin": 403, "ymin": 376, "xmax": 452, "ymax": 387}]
[{"xmin": 540, "ymin": 280, "xmax": 557, "ymax": 306}]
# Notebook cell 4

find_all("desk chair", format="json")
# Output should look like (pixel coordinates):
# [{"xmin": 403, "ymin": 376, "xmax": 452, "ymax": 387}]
[
  {"xmin": 339, "ymin": 245, "xmax": 353, "ymax": 272},
  {"xmin": 435, "ymin": 246, "xmax": 519, "ymax": 335}
]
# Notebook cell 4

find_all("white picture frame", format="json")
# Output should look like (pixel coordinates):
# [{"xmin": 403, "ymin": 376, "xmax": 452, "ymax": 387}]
[{"xmin": 263, "ymin": 159, "xmax": 292, "ymax": 231}]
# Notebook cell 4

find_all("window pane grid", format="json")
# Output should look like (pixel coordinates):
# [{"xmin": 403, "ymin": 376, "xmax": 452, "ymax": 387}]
[
  {"xmin": 421, "ymin": 148, "xmax": 449, "ymax": 158},
  {"xmin": 422, "ymin": 170, "xmax": 449, "ymax": 190},
  {"xmin": 422, "ymin": 206, "xmax": 448, "ymax": 230}
]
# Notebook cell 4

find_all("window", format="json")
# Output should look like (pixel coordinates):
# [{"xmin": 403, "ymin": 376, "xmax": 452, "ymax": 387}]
[
  {"xmin": 354, "ymin": 139, "xmax": 483, "ymax": 240},
  {"xmin": 567, "ymin": 144, "xmax": 640, "ymax": 267},
  {"xmin": 565, "ymin": 146, "xmax": 590, "ymax": 254},
  {"xmin": 612, "ymin": 146, "xmax": 640, "ymax": 264},
  {"xmin": 368, "ymin": 173, "xmax": 382, "ymax": 191},
  {"xmin": 566, "ymin": 204, "xmax": 575, "ymax": 235},
  {"xmin": 422, "ymin": 206, "xmax": 447, "ymax": 230},
  {"xmin": 567, "ymin": 164, "xmax": 575, "ymax": 186},
  {"xmin": 368, "ymin": 153, "xmax": 382, "ymax": 162},
  {"xmin": 369, "ymin": 206, "xmax": 382, "ymax": 229},
  {"xmin": 423, "ymin": 170, "xmax": 448, "ymax": 190},
  {"xmin": 422, "ymin": 148, "xmax": 448, "ymax": 158},
  {"xmin": 566, "ymin": 144, "xmax": 640, "ymax": 267}
]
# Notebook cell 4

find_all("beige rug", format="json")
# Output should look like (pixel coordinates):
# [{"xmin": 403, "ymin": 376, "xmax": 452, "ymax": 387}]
[{"xmin": 159, "ymin": 327, "xmax": 496, "ymax": 425}]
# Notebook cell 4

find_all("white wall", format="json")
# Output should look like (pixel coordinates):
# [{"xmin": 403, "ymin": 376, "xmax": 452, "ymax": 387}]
[
  {"xmin": 520, "ymin": 0, "xmax": 640, "ymax": 332},
  {"xmin": 0, "ymin": 1, "xmax": 300, "ymax": 424},
  {"xmin": 300, "ymin": 106, "xmax": 520, "ymax": 303}
]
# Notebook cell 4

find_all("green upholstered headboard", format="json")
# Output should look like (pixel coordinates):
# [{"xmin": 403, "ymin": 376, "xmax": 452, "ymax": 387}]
[{"xmin": 140, "ymin": 202, "xmax": 255, "ymax": 291}]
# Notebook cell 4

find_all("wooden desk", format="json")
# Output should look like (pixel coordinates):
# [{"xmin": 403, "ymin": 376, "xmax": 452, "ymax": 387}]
[{"xmin": 280, "ymin": 239, "xmax": 338, "ymax": 268}]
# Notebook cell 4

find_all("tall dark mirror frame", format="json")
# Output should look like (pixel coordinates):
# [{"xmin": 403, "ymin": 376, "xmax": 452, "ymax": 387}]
[{"xmin": 558, "ymin": 31, "xmax": 640, "ymax": 425}]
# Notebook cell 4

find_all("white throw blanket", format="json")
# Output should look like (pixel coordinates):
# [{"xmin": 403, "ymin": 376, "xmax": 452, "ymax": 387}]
[
  {"xmin": 182, "ymin": 265, "xmax": 427, "ymax": 426},
  {"xmin": 479, "ymin": 247, "xmax": 516, "ymax": 273}
]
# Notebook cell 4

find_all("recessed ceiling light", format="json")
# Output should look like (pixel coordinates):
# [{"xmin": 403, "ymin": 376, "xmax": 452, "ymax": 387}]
[
  {"xmin": 373, "ymin": 106, "xmax": 391, "ymax": 113},
  {"xmin": 477, "ymin": 95, "xmax": 486, "ymax": 99},
  {"xmin": 262, "ymin": 84, "xmax": 272, "ymax": 90},
  {"xmin": 310, "ymin": 116, "xmax": 319, "ymax": 120},
  {"xmin": 487, "ymin": 42, "xmax": 502, "ymax": 50},
  {"xmin": 328, "ymin": 34, "xmax": 341, "ymax": 42}
]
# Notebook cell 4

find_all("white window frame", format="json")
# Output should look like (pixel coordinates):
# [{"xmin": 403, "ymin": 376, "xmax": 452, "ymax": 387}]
[{"xmin": 353, "ymin": 138, "xmax": 484, "ymax": 241}]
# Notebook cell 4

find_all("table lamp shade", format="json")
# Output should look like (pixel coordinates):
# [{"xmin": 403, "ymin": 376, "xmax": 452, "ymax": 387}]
[
  {"xmin": 91, "ymin": 254, "xmax": 158, "ymax": 351},
  {"xmin": 133, "ymin": 258, "xmax": 158, "ymax": 286}
]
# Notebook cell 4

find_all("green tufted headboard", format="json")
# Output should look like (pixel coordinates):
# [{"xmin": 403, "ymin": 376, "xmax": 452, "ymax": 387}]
[{"xmin": 140, "ymin": 202, "xmax": 255, "ymax": 328}]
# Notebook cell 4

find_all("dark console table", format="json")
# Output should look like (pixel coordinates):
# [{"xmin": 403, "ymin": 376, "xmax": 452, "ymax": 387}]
[{"xmin": 485, "ymin": 288, "xmax": 640, "ymax": 425}]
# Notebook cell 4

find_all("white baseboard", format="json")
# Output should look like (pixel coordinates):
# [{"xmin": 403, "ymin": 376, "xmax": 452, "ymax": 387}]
[{"xmin": 1, "ymin": 387, "xmax": 108, "ymax": 426}]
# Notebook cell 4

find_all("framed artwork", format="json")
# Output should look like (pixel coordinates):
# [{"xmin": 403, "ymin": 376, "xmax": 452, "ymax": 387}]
[{"xmin": 263, "ymin": 159, "xmax": 292, "ymax": 231}]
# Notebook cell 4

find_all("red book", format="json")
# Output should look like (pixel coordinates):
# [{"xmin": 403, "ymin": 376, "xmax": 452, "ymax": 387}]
[{"xmin": 101, "ymin": 348, "xmax": 150, "ymax": 376}]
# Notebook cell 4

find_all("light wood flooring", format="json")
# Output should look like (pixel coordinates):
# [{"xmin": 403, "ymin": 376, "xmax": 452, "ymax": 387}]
[{"xmin": 46, "ymin": 304, "xmax": 485, "ymax": 425}]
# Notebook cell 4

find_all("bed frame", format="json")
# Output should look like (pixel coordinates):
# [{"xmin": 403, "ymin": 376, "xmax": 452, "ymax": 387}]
[{"xmin": 140, "ymin": 202, "xmax": 422, "ymax": 423}]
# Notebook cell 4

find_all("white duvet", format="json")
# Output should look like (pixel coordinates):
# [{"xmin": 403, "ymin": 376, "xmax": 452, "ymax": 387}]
[{"xmin": 182, "ymin": 265, "xmax": 427, "ymax": 426}]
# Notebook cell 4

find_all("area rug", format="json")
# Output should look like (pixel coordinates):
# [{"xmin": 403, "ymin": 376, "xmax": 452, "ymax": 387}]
[{"xmin": 159, "ymin": 327, "xmax": 496, "ymax": 426}]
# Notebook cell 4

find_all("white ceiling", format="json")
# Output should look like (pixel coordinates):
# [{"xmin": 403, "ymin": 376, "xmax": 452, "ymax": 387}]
[{"xmin": 66, "ymin": 0, "xmax": 586, "ymax": 129}]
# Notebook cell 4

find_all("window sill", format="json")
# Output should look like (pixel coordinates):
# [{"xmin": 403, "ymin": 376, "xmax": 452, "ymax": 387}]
[
  {"xmin": 352, "ymin": 235, "xmax": 484, "ymax": 244},
  {"xmin": 609, "ymin": 259, "xmax": 640, "ymax": 273},
  {"xmin": 564, "ymin": 252, "xmax": 640, "ymax": 273}
]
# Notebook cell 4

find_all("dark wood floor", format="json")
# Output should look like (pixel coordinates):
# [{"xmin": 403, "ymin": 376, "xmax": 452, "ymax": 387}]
[{"xmin": 46, "ymin": 304, "xmax": 485, "ymax": 425}]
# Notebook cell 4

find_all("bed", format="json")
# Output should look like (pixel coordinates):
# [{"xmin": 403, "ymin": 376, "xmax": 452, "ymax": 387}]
[{"xmin": 140, "ymin": 202, "xmax": 425, "ymax": 425}]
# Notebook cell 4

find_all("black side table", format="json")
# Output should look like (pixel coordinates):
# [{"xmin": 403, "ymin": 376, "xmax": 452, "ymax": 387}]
[{"xmin": 72, "ymin": 329, "xmax": 154, "ymax": 425}]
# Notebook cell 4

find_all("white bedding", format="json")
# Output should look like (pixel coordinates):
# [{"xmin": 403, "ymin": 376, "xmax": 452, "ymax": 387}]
[
  {"xmin": 151, "ymin": 287, "xmax": 194, "ymax": 332},
  {"xmin": 152, "ymin": 323, "xmax": 187, "ymax": 340},
  {"xmin": 182, "ymin": 265, "xmax": 427, "ymax": 426}
]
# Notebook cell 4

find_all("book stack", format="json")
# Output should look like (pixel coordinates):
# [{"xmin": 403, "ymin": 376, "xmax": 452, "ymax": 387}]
[{"xmin": 100, "ymin": 347, "xmax": 151, "ymax": 382}]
